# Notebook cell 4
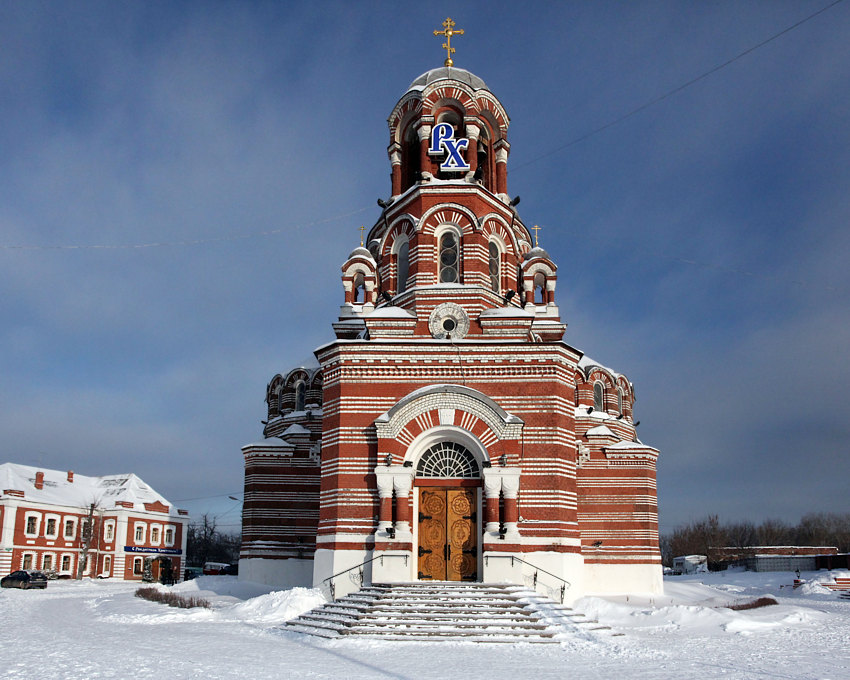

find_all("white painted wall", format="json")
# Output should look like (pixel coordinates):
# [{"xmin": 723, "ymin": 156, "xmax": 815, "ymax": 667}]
[
  {"xmin": 583, "ymin": 562, "xmax": 664, "ymax": 597},
  {"xmin": 239, "ymin": 557, "xmax": 313, "ymax": 589},
  {"xmin": 312, "ymin": 548, "xmax": 371, "ymax": 599}
]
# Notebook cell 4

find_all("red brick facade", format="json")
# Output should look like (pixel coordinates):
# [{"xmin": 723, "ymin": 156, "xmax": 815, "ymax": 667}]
[{"xmin": 240, "ymin": 66, "xmax": 662, "ymax": 599}]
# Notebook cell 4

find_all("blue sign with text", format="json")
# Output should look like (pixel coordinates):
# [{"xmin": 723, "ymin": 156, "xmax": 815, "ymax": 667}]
[
  {"xmin": 429, "ymin": 122, "xmax": 470, "ymax": 172},
  {"xmin": 124, "ymin": 546, "xmax": 182, "ymax": 555}
]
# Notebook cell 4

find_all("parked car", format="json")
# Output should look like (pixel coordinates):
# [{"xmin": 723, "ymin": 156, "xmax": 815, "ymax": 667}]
[
  {"xmin": 1, "ymin": 570, "xmax": 48, "ymax": 589},
  {"xmin": 183, "ymin": 566, "xmax": 202, "ymax": 581}
]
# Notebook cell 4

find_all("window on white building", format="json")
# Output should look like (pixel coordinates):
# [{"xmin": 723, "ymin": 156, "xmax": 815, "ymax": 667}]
[
  {"xmin": 103, "ymin": 555, "xmax": 112, "ymax": 576},
  {"xmin": 151, "ymin": 526, "xmax": 160, "ymax": 545},
  {"xmin": 134, "ymin": 524, "xmax": 145, "ymax": 543},
  {"xmin": 104, "ymin": 522, "xmax": 115, "ymax": 542},
  {"xmin": 165, "ymin": 527, "xmax": 175, "ymax": 546}
]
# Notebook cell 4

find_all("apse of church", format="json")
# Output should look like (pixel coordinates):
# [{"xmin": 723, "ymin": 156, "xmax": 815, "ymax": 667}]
[{"xmin": 240, "ymin": 20, "xmax": 663, "ymax": 602}]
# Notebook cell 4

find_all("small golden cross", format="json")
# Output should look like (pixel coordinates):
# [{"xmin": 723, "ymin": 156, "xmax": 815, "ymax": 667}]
[
  {"xmin": 359, "ymin": 225, "xmax": 365, "ymax": 246},
  {"xmin": 532, "ymin": 224, "xmax": 541, "ymax": 247},
  {"xmin": 433, "ymin": 17, "xmax": 464, "ymax": 67}
]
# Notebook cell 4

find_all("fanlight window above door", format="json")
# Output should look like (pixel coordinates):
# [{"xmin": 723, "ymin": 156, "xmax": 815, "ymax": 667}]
[{"xmin": 416, "ymin": 442, "xmax": 480, "ymax": 478}]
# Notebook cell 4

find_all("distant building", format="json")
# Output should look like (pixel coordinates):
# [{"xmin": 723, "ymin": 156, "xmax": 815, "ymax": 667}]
[
  {"xmin": 673, "ymin": 555, "xmax": 708, "ymax": 574},
  {"xmin": 0, "ymin": 463, "xmax": 189, "ymax": 581},
  {"xmin": 712, "ymin": 546, "xmax": 838, "ymax": 573}
]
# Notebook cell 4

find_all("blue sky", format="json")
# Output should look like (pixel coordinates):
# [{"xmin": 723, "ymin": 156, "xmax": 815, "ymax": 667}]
[{"xmin": 1, "ymin": 1, "xmax": 848, "ymax": 534}]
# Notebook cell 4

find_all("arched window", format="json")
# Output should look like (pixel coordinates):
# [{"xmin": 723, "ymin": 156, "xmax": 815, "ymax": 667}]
[
  {"xmin": 353, "ymin": 272, "xmax": 365, "ymax": 304},
  {"xmin": 397, "ymin": 240, "xmax": 409, "ymax": 293},
  {"xmin": 617, "ymin": 388, "xmax": 624, "ymax": 414},
  {"xmin": 416, "ymin": 441, "xmax": 480, "ymax": 478},
  {"xmin": 534, "ymin": 272, "xmax": 546, "ymax": 304},
  {"xmin": 439, "ymin": 232, "xmax": 460, "ymax": 283},
  {"xmin": 593, "ymin": 382, "xmax": 604, "ymax": 411},
  {"xmin": 295, "ymin": 381, "xmax": 306, "ymax": 412},
  {"xmin": 488, "ymin": 241, "xmax": 500, "ymax": 293},
  {"xmin": 402, "ymin": 125, "xmax": 420, "ymax": 192}
]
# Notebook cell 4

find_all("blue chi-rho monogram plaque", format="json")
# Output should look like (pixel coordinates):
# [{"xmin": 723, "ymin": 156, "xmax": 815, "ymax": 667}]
[{"xmin": 429, "ymin": 122, "xmax": 470, "ymax": 172}]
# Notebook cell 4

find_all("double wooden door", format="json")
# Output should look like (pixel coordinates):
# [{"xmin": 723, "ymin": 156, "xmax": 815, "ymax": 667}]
[{"xmin": 417, "ymin": 487, "xmax": 477, "ymax": 581}]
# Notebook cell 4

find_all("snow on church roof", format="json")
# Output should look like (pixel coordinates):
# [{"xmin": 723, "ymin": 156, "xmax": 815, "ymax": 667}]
[
  {"xmin": 408, "ymin": 67, "xmax": 488, "ymax": 92},
  {"xmin": 578, "ymin": 354, "xmax": 622, "ymax": 379},
  {"xmin": 368, "ymin": 306, "xmax": 417, "ymax": 319},
  {"xmin": 0, "ymin": 462, "xmax": 174, "ymax": 511}
]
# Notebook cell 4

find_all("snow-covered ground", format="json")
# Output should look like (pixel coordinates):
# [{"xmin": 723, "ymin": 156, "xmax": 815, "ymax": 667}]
[{"xmin": 1, "ymin": 569, "xmax": 848, "ymax": 679}]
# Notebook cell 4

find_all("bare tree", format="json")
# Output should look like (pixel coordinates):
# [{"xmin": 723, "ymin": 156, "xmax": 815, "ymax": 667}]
[
  {"xmin": 76, "ymin": 502, "xmax": 97, "ymax": 579},
  {"xmin": 186, "ymin": 514, "xmax": 240, "ymax": 567}
]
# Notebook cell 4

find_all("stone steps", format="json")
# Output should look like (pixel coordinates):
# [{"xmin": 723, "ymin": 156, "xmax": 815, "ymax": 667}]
[{"xmin": 285, "ymin": 581, "xmax": 619, "ymax": 643}]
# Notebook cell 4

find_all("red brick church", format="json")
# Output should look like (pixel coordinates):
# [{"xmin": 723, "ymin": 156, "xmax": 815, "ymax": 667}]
[{"xmin": 239, "ymin": 32, "xmax": 662, "ymax": 602}]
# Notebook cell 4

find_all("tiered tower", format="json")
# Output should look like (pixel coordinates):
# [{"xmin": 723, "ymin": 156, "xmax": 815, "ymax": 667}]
[{"xmin": 240, "ymin": 28, "xmax": 662, "ymax": 601}]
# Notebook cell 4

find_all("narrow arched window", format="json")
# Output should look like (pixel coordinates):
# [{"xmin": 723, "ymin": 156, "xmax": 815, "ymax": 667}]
[
  {"xmin": 617, "ymin": 388, "xmax": 624, "ymax": 414},
  {"xmin": 397, "ymin": 240, "xmax": 409, "ymax": 293},
  {"xmin": 353, "ymin": 272, "xmax": 365, "ymax": 303},
  {"xmin": 439, "ymin": 232, "xmax": 459, "ymax": 283},
  {"xmin": 295, "ymin": 381, "xmax": 306, "ymax": 412},
  {"xmin": 534, "ymin": 272, "xmax": 546, "ymax": 304},
  {"xmin": 402, "ymin": 125, "xmax": 420, "ymax": 192},
  {"xmin": 488, "ymin": 242, "xmax": 500, "ymax": 292},
  {"xmin": 593, "ymin": 382, "xmax": 604, "ymax": 411}
]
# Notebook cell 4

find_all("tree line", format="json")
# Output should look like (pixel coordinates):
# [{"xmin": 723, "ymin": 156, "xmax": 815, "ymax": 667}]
[
  {"xmin": 661, "ymin": 512, "xmax": 850, "ymax": 567},
  {"xmin": 186, "ymin": 514, "xmax": 241, "ymax": 567}
]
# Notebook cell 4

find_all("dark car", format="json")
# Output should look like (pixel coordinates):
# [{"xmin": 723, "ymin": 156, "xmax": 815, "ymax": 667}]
[{"xmin": 1, "ymin": 570, "xmax": 48, "ymax": 589}]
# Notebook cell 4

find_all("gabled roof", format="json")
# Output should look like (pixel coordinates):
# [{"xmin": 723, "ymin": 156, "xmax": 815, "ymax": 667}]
[{"xmin": 0, "ymin": 462, "xmax": 175, "ymax": 512}]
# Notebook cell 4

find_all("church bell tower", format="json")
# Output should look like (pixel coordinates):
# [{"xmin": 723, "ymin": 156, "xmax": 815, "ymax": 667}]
[{"xmin": 240, "ymin": 20, "xmax": 662, "ymax": 602}]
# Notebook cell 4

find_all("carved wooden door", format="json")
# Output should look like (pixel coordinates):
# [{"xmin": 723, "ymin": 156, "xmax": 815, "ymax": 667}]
[{"xmin": 417, "ymin": 488, "xmax": 477, "ymax": 581}]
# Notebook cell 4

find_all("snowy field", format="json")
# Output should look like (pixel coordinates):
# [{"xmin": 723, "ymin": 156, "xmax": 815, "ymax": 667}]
[{"xmin": 1, "ymin": 570, "xmax": 848, "ymax": 679}]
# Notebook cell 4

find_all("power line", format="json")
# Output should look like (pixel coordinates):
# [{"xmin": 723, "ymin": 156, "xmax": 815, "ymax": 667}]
[
  {"xmin": 0, "ymin": 205, "xmax": 371, "ymax": 251},
  {"xmin": 0, "ymin": 3, "xmax": 844, "ymax": 297},
  {"xmin": 510, "ymin": 0, "xmax": 846, "ymax": 174},
  {"xmin": 171, "ymin": 491, "xmax": 242, "ymax": 502}
]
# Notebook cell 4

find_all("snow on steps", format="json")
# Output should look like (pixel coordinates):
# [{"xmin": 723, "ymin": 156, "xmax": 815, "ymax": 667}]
[{"xmin": 285, "ymin": 582, "xmax": 620, "ymax": 643}]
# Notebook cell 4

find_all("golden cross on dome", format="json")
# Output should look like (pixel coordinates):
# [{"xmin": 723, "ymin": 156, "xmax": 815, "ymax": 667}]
[
  {"xmin": 532, "ymin": 224, "xmax": 542, "ymax": 247},
  {"xmin": 359, "ymin": 225, "xmax": 365, "ymax": 246},
  {"xmin": 433, "ymin": 17, "xmax": 464, "ymax": 67}
]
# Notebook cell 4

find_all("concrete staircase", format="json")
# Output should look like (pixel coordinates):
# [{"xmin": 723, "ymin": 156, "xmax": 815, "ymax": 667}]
[{"xmin": 285, "ymin": 582, "xmax": 617, "ymax": 643}]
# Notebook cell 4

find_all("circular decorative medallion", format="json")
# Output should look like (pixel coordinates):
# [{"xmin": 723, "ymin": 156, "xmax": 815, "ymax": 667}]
[{"xmin": 428, "ymin": 303, "xmax": 470, "ymax": 339}]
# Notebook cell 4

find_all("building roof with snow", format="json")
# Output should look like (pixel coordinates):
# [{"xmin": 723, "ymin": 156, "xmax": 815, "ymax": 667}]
[{"xmin": 0, "ymin": 462, "xmax": 177, "ymax": 512}]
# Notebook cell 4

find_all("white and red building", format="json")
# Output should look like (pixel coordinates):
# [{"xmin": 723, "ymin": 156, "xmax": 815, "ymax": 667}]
[
  {"xmin": 240, "ymin": 64, "xmax": 663, "ymax": 602},
  {"xmin": 0, "ymin": 463, "xmax": 189, "ymax": 581}
]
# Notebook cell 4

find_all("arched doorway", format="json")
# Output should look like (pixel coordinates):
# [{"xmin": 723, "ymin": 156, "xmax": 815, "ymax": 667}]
[{"xmin": 415, "ymin": 441, "xmax": 480, "ymax": 581}]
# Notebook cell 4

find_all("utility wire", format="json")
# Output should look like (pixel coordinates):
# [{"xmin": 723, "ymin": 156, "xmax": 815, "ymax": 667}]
[
  {"xmin": 172, "ymin": 492, "xmax": 242, "ymax": 502},
  {"xmin": 510, "ymin": 0, "xmax": 846, "ymax": 174},
  {"xmin": 0, "ymin": 2, "xmax": 844, "ymax": 295},
  {"xmin": 0, "ymin": 205, "xmax": 371, "ymax": 251}
]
